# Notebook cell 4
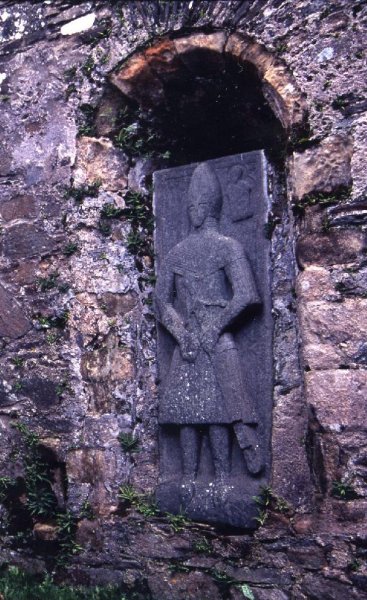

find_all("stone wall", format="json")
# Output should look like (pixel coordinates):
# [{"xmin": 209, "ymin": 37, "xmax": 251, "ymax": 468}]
[{"xmin": 0, "ymin": 1, "xmax": 366, "ymax": 598}]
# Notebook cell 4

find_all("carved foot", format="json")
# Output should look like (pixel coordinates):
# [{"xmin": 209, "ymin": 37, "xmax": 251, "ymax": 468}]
[
  {"xmin": 180, "ymin": 478, "xmax": 196, "ymax": 507},
  {"xmin": 213, "ymin": 475, "xmax": 234, "ymax": 507}
]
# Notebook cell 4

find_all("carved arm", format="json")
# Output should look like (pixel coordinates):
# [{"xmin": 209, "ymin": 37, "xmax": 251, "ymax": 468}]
[{"xmin": 217, "ymin": 254, "xmax": 260, "ymax": 334}]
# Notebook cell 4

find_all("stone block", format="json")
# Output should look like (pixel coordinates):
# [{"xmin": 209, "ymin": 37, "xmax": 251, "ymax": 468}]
[
  {"xmin": 110, "ymin": 52, "xmax": 165, "ymax": 106},
  {"xmin": 291, "ymin": 135, "xmax": 352, "ymax": 200},
  {"xmin": 305, "ymin": 370, "xmax": 367, "ymax": 431},
  {"xmin": 144, "ymin": 38, "xmax": 183, "ymax": 80},
  {"xmin": 287, "ymin": 541, "xmax": 326, "ymax": 570},
  {"xmin": 351, "ymin": 113, "xmax": 367, "ymax": 199},
  {"xmin": 76, "ymin": 518, "xmax": 102, "ymax": 550},
  {"xmin": 74, "ymin": 136, "xmax": 129, "ymax": 191},
  {"xmin": 22, "ymin": 377, "xmax": 59, "ymax": 407},
  {"xmin": 81, "ymin": 342, "xmax": 134, "ymax": 383},
  {"xmin": 333, "ymin": 499, "xmax": 367, "ymax": 523},
  {"xmin": 296, "ymin": 266, "xmax": 337, "ymax": 302},
  {"xmin": 296, "ymin": 230, "xmax": 365, "ymax": 268},
  {"xmin": 2, "ymin": 259, "xmax": 37, "ymax": 286},
  {"xmin": 129, "ymin": 532, "xmax": 191, "ymax": 559},
  {"xmin": 328, "ymin": 198, "xmax": 367, "ymax": 228},
  {"xmin": 82, "ymin": 415, "xmax": 123, "ymax": 447},
  {"xmin": 67, "ymin": 448, "xmax": 121, "ymax": 516},
  {"xmin": 0, "ymin": 284, "xmax": 31, "ymax": 339},
  {"xmin": 271, "ymin": 402, "xmax": 314, "ymax": 509},
  {"xmin": 98, "ymin": 291, "xmax": 137, "ymax": 317},
  {"xmin": 0, "ymin": 145, "xmax": 12, "ymax": 176},
  {"xmin": 0, "ymin": 194, "xmax": 36, "ymax": 221},
  {"xmin": 174, "ymin": 32, "xmax": 226, "ymax": 75},
  {"xmin": 302, "ymin": 573, "xmax": 364, "ymax": 600},
  {"xmin": 148, "ymin": 570, "xmax": 222, "ymax": 600},
  {"xmin": 299, "ymin": 298, "xmax": 367, "ymax": 369},
  {"xmin": 33, "ymin": 522, "xmax": 58, "ymax": 541},
  {"xmin": 2, "ymin": 222, "xmax": 59, "ymax": 260},
  {"xmin": 247, "ymin": 591, "xmax": 290, "ymax": 600}
]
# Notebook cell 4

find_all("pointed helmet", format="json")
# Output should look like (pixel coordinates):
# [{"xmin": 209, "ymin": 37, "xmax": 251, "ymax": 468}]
[{"xmin": 188, "ymin": 162, "xmax": 222, "ymax": 219}]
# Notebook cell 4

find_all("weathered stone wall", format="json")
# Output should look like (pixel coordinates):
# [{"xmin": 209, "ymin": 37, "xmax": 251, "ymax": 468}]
[{"xmin": 0, "ymin": 1, "xmax": 366, "ymax": 598}]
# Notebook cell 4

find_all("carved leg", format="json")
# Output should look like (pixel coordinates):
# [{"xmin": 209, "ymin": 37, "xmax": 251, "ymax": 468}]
[
  {"xmin": 209, "ymin": 425, "xmax": 231, "ymax": 479},
  {"xmin": 180, "ymin": 426, "xmax": 200, "ymax": 479}
]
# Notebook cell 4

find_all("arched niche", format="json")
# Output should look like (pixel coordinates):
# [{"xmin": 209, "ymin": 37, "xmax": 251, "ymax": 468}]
[
  {"xmin": 85, "ymin": 31, "xmax": 313, "ymax": 511},
  {"xmin": 106, "ymin": 32, "xmax": 308, "ymax": 166}
]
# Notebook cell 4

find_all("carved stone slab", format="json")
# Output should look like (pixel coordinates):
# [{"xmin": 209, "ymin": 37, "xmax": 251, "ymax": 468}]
[{"xmin": 154, "ymin": 151, "xmax": 272, "ymax": 529}]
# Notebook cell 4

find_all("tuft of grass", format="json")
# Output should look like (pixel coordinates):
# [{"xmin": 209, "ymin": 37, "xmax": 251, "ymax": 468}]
[
  {"xmin": 118, "ymin": 485, "xmax": 158, "ymax": 517},
  {"xmin": 253, "ymin": 485, "xmax": 292, "ymax": 526},
  {"xmin": 165, "ymin": 511, "xmax": 190, "ymax": 532},
  {"xmin": 118, "ymin": 484, "xmax": 141, "ymax": 504},
  {"xmin": 64, "ymin": 179, "xmax": 101, "ymax": 204},
  {"xmin": 100, "ymin": 202, "xmax": 124, "ymax": 219},
  {"xmin": 37, "ymin": 272, "xmax": 59, "ymax": 292},
  {"xmin": 12, "ymin": 356, "xmax": 24, "ymax": 368},
  {"xmin": 35, "ymin": 310, "xmax": 69, "ymax": 330},
  {"xmin": 63, "ymin": 66, "xmax": 77, "ymax": 81},
  {"xmin": 193, "ymin": 537, "xmax": 212, "ymax": 554},
  {"xmin": 118, "ymin": 432, "xmax": 140, "ymax": 453},
  {"xmin": 0, "ymin": 566, "xmax": 127, "ymax": 600},
  {"xmin": 332, "ymin": 95, "xmax": 349, "ymax": 110},
  {"xmin": 126, "ymin": 231, "xmax": 146, "ymax": 255},
  {"xmin": 63, "ymin": 242, "xmax": 78, "ymax": 256},
  {"xmin": 10, "ymin": 422, "xmax": 57, "ymax": 519},
  {"xmin": 293, "ymin": 186, "xmax": 351, "ymax": 216},
  {"xmin": 331, "ymin": 480, "xmax": 358, "ymax": 500},
  {"xmin": 81, "ymin": 55, "xmax": 95, "ymax": 78}
]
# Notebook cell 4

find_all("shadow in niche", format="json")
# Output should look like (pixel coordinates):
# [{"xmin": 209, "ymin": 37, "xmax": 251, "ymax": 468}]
[
  {"xmin": 101, "ymin": 48, "xmax": 287, "ymax": 168},
  {"xmin": 158, "ymin": 49, "xmax": 287, "ymax": 165}
]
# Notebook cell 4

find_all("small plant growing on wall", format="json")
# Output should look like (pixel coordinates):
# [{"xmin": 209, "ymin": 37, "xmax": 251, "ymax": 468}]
[
  {"xmin": 64, "ymin": 179, "xmax": 101, "ymax": 204},
  {"xmin": 118, "ymin": 432, "xmax": 140, "ymax": 453},
  {"xmin": 331, "ymin": 479, "xmax": 358, "ymax": 500},
  {"xmin": 253, "ymin": 485, "xmax": 292, "ymax": 526}
]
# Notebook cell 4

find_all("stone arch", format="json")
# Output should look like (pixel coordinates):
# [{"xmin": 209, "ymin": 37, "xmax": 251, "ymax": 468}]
[{"xmin": 110, "ymin": 31, "xmax": 307, "ymax": 138}]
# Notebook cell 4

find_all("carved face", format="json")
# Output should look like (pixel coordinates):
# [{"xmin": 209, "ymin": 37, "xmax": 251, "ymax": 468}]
[{"xmin": 188, "ymin": 196, "xmax": 212, "ymax": 228}]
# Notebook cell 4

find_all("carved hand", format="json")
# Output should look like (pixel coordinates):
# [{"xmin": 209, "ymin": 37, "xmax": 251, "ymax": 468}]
[
  {"xmin": 200, "ymin": 326, "xmax": 220, "ymax": 354},
  {"xmin": 180, "ymin": 331, "xmax": 200, "ymax": 362}
]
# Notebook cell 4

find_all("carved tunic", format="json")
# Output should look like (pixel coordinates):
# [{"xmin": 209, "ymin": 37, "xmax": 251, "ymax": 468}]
[{"xmin": 156, "ymin": 229, "xmax": 259, "ymax": 425}]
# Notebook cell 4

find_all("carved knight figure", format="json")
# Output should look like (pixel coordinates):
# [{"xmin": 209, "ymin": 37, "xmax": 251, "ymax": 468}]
[{"xmin": 155, "ymin": 163, "xmax": 263, "ymax": 488}]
